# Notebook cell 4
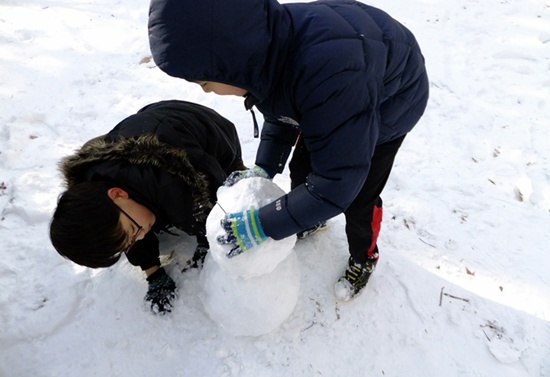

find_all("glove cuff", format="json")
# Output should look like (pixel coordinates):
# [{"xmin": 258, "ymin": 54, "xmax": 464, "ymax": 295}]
[
  {"xmin": 253, "ymin": 165, "xmax": 270, "ymax": 179},
  {"xmin": 146, "ymin": 267, "xmax": 166, "ymax": 283}
]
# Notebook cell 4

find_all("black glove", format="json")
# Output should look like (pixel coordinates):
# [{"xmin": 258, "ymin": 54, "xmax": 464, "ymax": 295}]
[
  {"xmin": 223, "ymin": 166, "xmax": 270, "ymax": 187},
  {"xmin": 181, "ymin": 244, "xmax": 209, "ymax": 272},
  {"xmin": 144, "ymin": 268, "xmax": 177, "ymax": 315}
]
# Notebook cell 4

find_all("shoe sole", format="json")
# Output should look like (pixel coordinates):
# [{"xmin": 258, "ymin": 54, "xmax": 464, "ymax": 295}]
[{"xmin": 297, "ymin": 222, "xmax": 328, "ymax": 239}]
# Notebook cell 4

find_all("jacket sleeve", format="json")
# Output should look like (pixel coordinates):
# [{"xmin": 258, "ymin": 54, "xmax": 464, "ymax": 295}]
[
  {"xmin": 255, "ymin": 120, "xmax": 300, "ymax": 178},
  {"xmin": 125, "ymin": 231, "xmax": 161, "ymax": 270},
  {"xmin": 259, "ymin": 70, "xmax": 380, "ymax": 239}
]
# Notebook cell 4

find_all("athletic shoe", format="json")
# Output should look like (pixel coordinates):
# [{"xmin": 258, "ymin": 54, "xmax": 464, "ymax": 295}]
[
  {"xmin": 334, "ymin": 256, "xmax": 377, "ymax": 301},
  {"xmin": 297, "ymin": 222, "xmax": 328, "ymax": 239}
]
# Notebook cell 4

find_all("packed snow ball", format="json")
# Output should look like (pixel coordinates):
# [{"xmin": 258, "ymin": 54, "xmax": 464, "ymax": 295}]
[
  {"xmin": 200, "ymin": 178, "xmax": 300, "ymax": 336},
  {"xmin": 205, "ymin": 178, "xmax": 297, "ymax": 279}
]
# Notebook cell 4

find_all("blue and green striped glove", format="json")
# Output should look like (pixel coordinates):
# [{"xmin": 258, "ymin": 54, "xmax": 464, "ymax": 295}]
[{"xmin": 217, "ymin": 209, "xmax": 268, "ymax": 258}]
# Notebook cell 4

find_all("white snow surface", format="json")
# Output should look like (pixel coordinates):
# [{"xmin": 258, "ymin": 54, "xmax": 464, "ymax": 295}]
[{"xmin": 1, "ymin": 0, "xmax": 550, "ymax": 376}]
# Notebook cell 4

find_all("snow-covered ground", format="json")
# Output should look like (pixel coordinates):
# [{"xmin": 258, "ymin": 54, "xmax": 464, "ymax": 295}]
[{"xmin": 1, "ymin": 0, "xmax": 549, "ymax": 376}]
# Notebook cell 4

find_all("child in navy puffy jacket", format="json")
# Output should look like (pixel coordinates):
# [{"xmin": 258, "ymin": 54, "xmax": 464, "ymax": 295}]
[{"xmin": 148, "ymin": 0, "xmax": 429, "ymax": 300}]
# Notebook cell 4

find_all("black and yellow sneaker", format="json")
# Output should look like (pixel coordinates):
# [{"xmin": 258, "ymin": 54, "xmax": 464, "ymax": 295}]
[{"xmin": 334, "ymin": 257, "xmax": 377, "ymax": 301}]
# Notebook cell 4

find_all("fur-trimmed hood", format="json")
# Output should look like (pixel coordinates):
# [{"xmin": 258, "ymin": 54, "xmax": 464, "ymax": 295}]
[{"xmin": 60, "ymin": 133, "xmax": 213, "ymax": 223}]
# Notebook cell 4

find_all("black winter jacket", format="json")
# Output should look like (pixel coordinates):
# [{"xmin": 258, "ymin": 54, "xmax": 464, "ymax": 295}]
[
  {"xmin": 149, "ymin": 0, "xmax": 429, "ymax": 239},
  {"xmin": 60, "ymin": 100, "xmax": 245, "ymax": 270}
]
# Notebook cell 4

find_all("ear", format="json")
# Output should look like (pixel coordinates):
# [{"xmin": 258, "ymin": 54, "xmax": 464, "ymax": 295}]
[{"xmin": 107, "ymin": 187, "xmax": 129, "ymax": 201}]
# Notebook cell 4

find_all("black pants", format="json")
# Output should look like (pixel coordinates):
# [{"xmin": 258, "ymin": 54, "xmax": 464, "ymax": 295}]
[{"xmin": 289, "ymin": 134, "xmax": 406, "ymax": 264}]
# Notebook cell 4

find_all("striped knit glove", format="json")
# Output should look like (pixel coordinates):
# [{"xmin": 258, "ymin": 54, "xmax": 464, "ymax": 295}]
[{"xmin": 217, "ymin": 209, "xmax": 268, "ymax": 258}]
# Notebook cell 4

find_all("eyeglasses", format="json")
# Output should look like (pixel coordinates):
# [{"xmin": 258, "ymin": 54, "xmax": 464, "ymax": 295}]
[{"xmin": 117, "ymin": 206, "xmax": 143, "ymax": 254}]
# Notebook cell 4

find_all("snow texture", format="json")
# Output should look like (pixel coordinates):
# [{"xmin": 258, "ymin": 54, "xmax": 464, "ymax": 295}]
[{"xmin": 1, "ymin": 0, "xmax": 549, "ymax": 376}]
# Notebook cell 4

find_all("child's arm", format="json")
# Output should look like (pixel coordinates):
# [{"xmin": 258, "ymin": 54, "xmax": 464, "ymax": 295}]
[
  {"xmin": 125, "ymin": 232, "xmax": 161, "ymax": 270},
  {"xmin": 125, "ymin": 233, "xmax": 178, "ymax": 315},
  {"xmin": 144, "ymin": 265, "xmax": 160, "ymax": 277}
]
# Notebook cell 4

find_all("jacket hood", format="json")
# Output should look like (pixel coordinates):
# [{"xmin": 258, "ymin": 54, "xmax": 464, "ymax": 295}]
[
  {"xmin": 60, "ymin": 134, "xmax": 213, "ymax": 222},
  {"xmin": 148, "ymin": 0, "xmax": 290, "ymax": 101}
]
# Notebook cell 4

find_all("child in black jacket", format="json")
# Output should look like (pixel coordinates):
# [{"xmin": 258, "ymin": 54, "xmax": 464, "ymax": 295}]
[{"xmin": 50, "ymin": 100, "xmax": 245, "ymax": 314}]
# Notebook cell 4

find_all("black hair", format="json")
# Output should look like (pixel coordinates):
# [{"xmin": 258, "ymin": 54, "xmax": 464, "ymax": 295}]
[{"xmin": 50, "ymin": 181, "xmax": 127, "ymax": 268}]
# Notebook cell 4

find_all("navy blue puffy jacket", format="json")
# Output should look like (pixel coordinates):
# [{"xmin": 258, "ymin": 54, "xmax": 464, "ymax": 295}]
[{"xmin": 149, "ymin": 0, "xmax": 429, "ymax": 240}]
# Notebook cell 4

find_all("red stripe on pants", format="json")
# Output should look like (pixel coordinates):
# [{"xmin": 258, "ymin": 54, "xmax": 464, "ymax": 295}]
[{"xmin": 367, "ymin": 204, "xmax": 382, "ymax": 260}]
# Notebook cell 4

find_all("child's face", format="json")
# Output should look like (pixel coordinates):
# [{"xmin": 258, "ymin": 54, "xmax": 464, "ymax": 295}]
[
  {"xmin": 117, "ymin": 198, "xmax": 156, "ymax": 244},
  {"xmin": 195, "ymin": 81, "xmax": 247, "ymax": 96}
]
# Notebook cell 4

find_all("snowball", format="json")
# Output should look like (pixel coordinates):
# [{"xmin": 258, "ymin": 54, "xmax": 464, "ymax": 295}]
[
  {"xmin": 205, "ymin": 178, "xmax": 297, "ymax": 279},
  {"xmin": 200, "ymin": 251, "xmax": 300, "ymax": 337},
  {"xmin": 200, "ymin": 178, "xmax": 300, "ymax": 336},
  {"xmin": 334, "ymin": 279, "xmax": 353, "ymax": 302}
]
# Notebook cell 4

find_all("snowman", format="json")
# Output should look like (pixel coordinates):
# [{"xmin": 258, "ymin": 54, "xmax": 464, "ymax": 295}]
[{"xmin": 200, "ymin": 177, "xmax": 300, "ymax": 337}]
